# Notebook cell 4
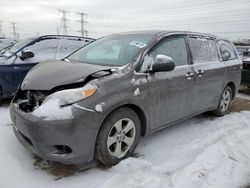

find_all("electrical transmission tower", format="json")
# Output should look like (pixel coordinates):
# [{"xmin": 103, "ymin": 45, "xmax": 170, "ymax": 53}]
[
  {"xmin": 0, "ymin": 21, "xmax": 4, "ymax": 37},
  {"xmin": 58, "ymin": 9, "xmax": 69, "ymax": 35},
  {"xmin": 77, "ymin": 12, "xmax": 88, "ymax": 37},
  {"xmin": 10, "ymin": 22, "xmax": 18, "ymax": 40}
]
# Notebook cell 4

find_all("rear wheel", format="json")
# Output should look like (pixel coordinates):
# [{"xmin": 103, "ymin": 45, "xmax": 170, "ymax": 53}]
[
  {"xmin": 212, "ymin": 86, "xmax": 232, "ymax": 116},
  {"xmin": 95, "ymin": 107, "xmax": 141, "ymax": 165}
]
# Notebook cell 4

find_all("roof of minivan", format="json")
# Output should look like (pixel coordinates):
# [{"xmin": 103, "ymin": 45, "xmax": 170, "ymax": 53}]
[{"xmin": 112, "ymin": 30, "xmax": 218, "ymax": 38}]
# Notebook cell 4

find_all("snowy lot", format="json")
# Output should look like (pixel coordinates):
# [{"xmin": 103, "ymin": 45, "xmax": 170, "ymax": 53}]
[{"xmin": 1, "ymin": 94, "xmax": 250, "ymax": 188}]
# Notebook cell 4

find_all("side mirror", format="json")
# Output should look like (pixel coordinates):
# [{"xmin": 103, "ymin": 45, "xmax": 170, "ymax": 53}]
[
  {"xmin": 20, "ymin": 50, "xmax": 34, "ymax": 60},
  {"xmin": 151, "ymin": 55, "xmax": 175, "ymax": 73}
]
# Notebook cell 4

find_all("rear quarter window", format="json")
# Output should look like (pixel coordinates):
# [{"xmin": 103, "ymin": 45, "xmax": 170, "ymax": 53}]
[
  {"xmin": 218, "ymin": 40, "xmax": 237, "ymax": 61},
  {"xmin": 188, "ymin": 37, "xmax": 219, "ymax": 63}
]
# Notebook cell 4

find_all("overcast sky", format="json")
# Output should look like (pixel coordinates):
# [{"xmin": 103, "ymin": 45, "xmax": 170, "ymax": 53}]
[{"xmin": 0, "ymin": 0, "xmax": 249, "ymax": 40}]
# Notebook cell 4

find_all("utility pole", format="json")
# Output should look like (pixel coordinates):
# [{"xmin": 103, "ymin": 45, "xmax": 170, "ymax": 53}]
[
  {"xmin": 58, "ymin": 9, "xmax": 69, "ymax": 35},
  {"xmin": 10, "ymin": 22, "xmax": 18, "ymax": 40},
  {"xmin": 77, "ymin": 12, "xmax": 88, "ymax": 37},
  {"xmin": 0, "ymin": 21, "xmax": 4, "ymax": 37},
  {"xmin": 85, "ymin": 30, "xmax": 88, "ymax": 38}
]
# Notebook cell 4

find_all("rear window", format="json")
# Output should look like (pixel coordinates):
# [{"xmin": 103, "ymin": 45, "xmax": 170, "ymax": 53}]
[
  {"xmin": 218, "ymin": 40, "xmax": 237, "ymax": 61},
  {"xmin": 188, "ymin": 37, "xmax": 219, "ymax": 63}
]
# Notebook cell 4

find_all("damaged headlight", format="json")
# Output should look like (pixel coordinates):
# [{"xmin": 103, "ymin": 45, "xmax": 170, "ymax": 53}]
[{"xmin": 44, "ymin": 82, "xmax": 98, "ymax": 106}]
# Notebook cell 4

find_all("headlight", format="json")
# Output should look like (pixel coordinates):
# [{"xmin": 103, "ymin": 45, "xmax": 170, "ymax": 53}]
[{"xmin": 44, "ymin": 82, "xmax": 98, "ymax": 106}]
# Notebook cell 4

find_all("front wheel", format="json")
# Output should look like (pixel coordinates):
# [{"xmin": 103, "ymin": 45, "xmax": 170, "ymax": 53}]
[
  {"xmin": 212, "ymin": 86, "xmax": 232, "ymax": 116},
  {"xmin": 95, "ymin": 107, "xmax": 141, "ymax": 166}
]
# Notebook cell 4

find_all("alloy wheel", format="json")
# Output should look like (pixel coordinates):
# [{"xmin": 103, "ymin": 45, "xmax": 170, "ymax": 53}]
[
  {"xmin": 107, "ymin": 118, "xmax": 136, "ymax": 158},
  {"xmin": 219, "ymin": 89, "xmax": 231, "ymax": 112}
]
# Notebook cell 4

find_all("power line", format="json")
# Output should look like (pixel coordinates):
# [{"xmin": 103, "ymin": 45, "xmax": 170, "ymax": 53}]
[
  {"xmin": 77, "ymin": 12, "xmax": 88, "ymax": 37},
  {"xmin": 58, "ymin": 9, "xmax": 69, "ymax": 35}
]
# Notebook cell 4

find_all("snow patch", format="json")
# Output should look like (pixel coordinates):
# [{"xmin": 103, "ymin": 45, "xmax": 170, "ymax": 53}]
[
  {"xmin": 32, "ymin": 98, "xmax": 73, "ymax": 120},
  {"xmin": 95, "ymin": 102, "xmax": 106, "ymax": 113},
  {"xmin": 129, "ymin": 41, "xmax": 147, "ymax": 48},
  {"xmin": 155, "ymin": 54, "xmax": 173, "ymax": 62},
  {"xmin": 134, "ymin": 88, "xmax": 140, "ymax": 96},
  {"xmin": 131, "ymin": 77, "xmax": 147, "ymax": 86}
]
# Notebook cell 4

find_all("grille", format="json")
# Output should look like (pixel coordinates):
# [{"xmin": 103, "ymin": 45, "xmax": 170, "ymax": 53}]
[{"xmin": 16, "ymin": 90, "xmax": 50, "ymax": 113}]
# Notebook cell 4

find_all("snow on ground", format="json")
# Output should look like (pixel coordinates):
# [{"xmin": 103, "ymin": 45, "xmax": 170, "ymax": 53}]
[{"xmin": 1, "ymin": 97, "xmax": 250, "ymax": 188}]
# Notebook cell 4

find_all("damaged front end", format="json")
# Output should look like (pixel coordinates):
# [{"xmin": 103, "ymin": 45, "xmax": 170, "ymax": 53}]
[
  {"xmin": 13, "ymin": 68, "xmax": 113, "ymax": 114},
  {"xmin": 14, "ymin": 90, "xmax": 50, "ymax": 113},
  {"xmin": 10, "ymin": 68, "xmax": 115, "ymax": 165}
]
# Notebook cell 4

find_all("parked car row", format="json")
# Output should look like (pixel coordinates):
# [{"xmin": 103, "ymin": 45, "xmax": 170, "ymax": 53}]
[
  {"xmin": 10, "ymin": 30, "xmax": 242, "ymax": 166},
  {"xmin": 0, "ymin": 35, "xmax": 95, "ymax": 102}
]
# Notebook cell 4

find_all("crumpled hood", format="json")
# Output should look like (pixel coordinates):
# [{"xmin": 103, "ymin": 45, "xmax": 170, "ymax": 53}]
[{"xmin": 21, "ymin": 60, "xmax": 113, "ymax": 90}]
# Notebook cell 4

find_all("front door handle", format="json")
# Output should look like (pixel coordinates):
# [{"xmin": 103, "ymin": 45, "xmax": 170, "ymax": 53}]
[
  {"xmin": 196, "ymin": 69, "xmax": 204, "ymax": 78},
  {"xmin": 185, "ymin": 72, "xmax": 194, "ymax": 80}
]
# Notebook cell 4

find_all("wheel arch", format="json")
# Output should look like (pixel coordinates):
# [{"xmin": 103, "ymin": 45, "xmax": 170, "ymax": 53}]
[
  {"xmin": 226, "ymin": 82, "xmax": 236, "ymax": 99},
  {"xmin": 100, "ymin": 103, "xmax": 148, "ymax": 137}
]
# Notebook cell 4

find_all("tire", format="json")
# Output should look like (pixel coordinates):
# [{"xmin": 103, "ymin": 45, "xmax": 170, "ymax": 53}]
[
  {"xmin": 212, "ymin": 86, "xmax": 232, "ymax": 116},
  {"xmin": 95, "ymin": 107, "xmax": 141, "ymax": 166}
]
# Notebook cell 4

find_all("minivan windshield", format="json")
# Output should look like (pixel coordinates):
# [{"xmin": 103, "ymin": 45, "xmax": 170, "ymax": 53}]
[
  {"xmin": 9, "ymin": 38, "xmax": 34, "ymax": 53},
  {"xmin": 68, "ymin": 35, "xmax": 153, "ymax": 66}
]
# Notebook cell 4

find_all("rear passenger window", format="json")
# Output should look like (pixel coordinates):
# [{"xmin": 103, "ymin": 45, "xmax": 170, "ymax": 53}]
[
  {"xmin": 217, "ymin": 40, "xmax": 237, "ymax": 61},
  {"xmin": 150, "ymin": 36, "xmax": 188, "ymax": 67},
  {"xmin": 188, "ymin": 37, "xmax": 219, "ymax": 63}
]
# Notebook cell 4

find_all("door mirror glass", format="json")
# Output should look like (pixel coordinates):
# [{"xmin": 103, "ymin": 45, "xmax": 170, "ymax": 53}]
[
  {"xmin": 151, "ymin": 55, "xmax": 175, "ymax": 73},
  {"xmin": 20, "ymin": 49, "xmax": 34, "ymax": 60}
]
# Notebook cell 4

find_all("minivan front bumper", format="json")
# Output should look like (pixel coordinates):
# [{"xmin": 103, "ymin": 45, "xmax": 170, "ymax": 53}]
[{"xmin": 10, "ymin": 102, "xmax": 104, "ymax": 165}]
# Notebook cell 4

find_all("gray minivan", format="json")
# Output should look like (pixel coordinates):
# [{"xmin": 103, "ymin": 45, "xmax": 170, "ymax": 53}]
[{"xmin": 10, "ymin": 31, "xmax": 241, "ymax": 166}]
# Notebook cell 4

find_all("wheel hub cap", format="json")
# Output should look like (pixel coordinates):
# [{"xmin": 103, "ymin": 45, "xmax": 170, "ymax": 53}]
[
  {"xmin": 220, "ymin": 90, "xmax": 231, "ymax": 112},
  {"xmin": 107, "ymin": 118, "xmax": 136, "ymax": 158}
]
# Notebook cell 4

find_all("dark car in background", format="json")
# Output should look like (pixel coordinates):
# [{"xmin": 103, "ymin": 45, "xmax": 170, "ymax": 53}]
[
  {"xmin": 241, "ymin": 55, "xmax": 250, "ymax": 87},
  {"xmin": 10, "ymin": 31, "xmax": 241, "ymax": 166},
  {"xmin": 235, "ymin": 46, "xmax": 250, "ymax": 58},
  {"xmin": 235, "ymin": 46, "xmax": 250, "ymax": 87},
  {"xmin": 0, "ymin": 35, "xmax": 95, "ymax": 102}
]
